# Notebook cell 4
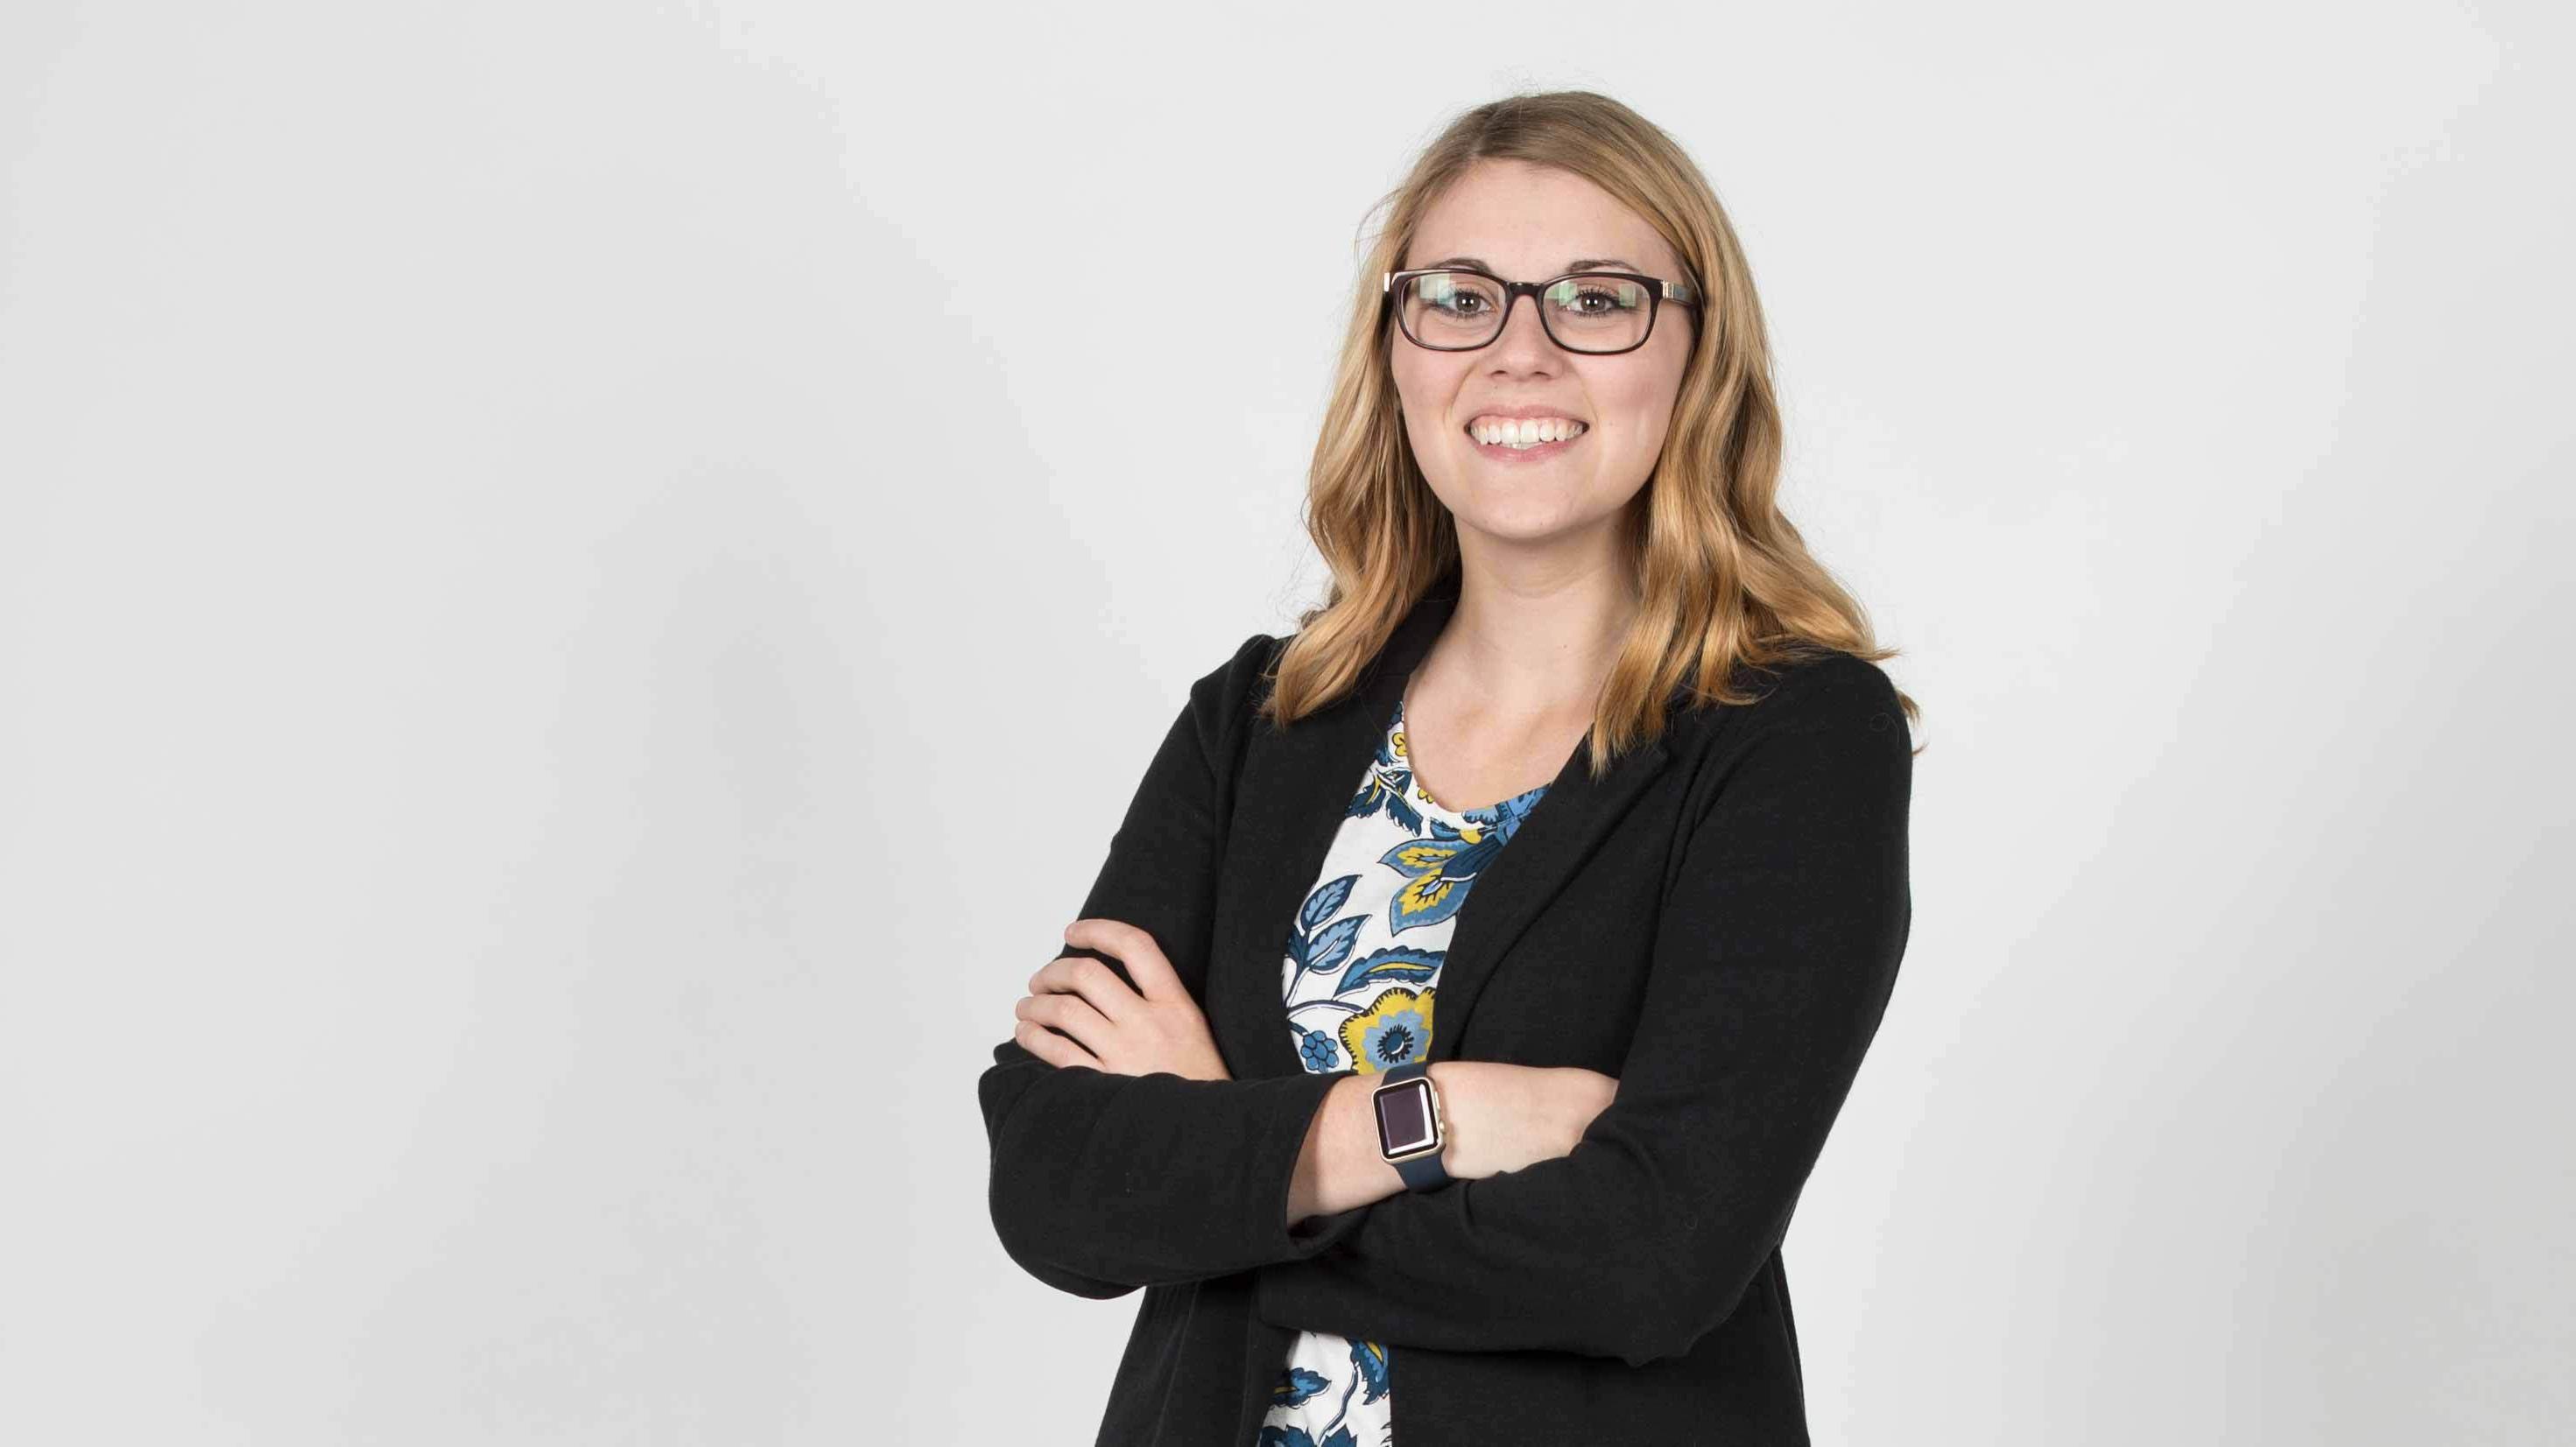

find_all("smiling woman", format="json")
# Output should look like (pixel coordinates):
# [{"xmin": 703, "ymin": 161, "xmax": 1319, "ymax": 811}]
[{"xmin": 979, "ymin": 88, "xmax": 1920, "ymax": 1447}]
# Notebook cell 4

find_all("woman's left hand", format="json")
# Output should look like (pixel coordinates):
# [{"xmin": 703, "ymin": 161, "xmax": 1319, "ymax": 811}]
[{"xmin": 1012, "ymin": 917, "xmax": 1234, "ymax": 1082}]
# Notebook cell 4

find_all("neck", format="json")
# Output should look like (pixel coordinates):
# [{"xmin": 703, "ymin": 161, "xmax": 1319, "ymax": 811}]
[{"xmin": 1418, "ymin": 563, "xmax": 1639, "ymax": 722}]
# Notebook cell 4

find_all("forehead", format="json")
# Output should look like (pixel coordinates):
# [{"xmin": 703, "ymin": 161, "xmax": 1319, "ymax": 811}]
[{"xmin": 1406, "ymin": 158, "xmax": 1678, "ymax": 277}]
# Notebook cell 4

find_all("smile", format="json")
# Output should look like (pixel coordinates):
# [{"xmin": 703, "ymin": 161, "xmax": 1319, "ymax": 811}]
[{"xmin": 1465, "ymin": 416, "xmax": 1589, "ymax": 460}]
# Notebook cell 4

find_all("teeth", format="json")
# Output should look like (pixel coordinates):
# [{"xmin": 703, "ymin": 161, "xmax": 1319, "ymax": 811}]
[{"xmin": 1471, "ymin": 418, "xmax": 1587, "ymax": 449}]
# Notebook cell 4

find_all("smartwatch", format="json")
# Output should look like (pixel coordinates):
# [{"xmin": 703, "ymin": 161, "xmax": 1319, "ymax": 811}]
[{"xmin": 1372, "ymin": 1060, "xmax": 1453, "ymax": 1191}]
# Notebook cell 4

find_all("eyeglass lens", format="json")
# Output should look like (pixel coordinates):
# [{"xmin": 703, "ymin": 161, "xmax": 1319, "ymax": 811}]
[{"xmin": 1397, "ymin": 272, "xmax": 1658, "ymax": 353}]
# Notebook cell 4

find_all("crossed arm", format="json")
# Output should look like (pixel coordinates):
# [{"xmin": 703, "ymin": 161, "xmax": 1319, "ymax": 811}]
[
  {"xmin": 977, "ymin": 643, "xmax": 1912, "ymax": 1368},
  {"xmin": 1249, "ymin": 699, "xmax": 1914, "ymax": 1366},
  {"xmin": 976, "ymin": 631, "xmax": 1376, "ymax": 1296}
]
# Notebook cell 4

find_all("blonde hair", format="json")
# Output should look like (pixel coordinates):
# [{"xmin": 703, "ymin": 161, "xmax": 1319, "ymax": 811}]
[{"xmin": 1257, "ymin": 88, "xmax": 1921, "ymax": 771}]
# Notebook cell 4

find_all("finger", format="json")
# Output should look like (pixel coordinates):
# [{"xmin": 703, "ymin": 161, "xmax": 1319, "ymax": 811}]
[
  {"xmin": 1026, "ymin": 954, "xmax": 1137, "ymax": 1025},
  {"xmin": 1031, "ymin": 951, "xmax": 1113, "ymax": 995},
  {"xmin": 1013, "ymin": 1015, "xmax": 1101, "ymax": 1071},
  {"xmin": 1015, "ymin": 988, "xmax": 1117, "ymax": 1060},
  {"xmin": 1017, "ymin": 989, "xmax": 1117, "ymax": 1058},
  {"xmin": 1062, "ymin": 917, "xmax": 1180, "ymax": 1001}
]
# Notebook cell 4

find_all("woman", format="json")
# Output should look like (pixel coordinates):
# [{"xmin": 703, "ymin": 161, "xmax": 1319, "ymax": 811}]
[{"xmin": 979, "ymin": 90, "xmax": 1919, "ymax": 1446}]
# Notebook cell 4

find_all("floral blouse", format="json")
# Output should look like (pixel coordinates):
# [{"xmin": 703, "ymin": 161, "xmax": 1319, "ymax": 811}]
[{"xmin": 1254, "ymin": 693, "xmax": 1552, "ymax": 1447}]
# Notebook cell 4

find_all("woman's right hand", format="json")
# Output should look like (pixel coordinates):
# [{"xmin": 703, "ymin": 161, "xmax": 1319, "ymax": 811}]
[{"xmin": 1431, "ymin": 1062, "xmax": 1619, "ymax": 1181}]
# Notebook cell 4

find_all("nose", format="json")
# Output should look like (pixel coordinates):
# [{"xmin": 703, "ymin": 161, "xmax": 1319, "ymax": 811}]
[{"xmin": 1487, "ymin": 289, "xmax": 1566, "ymax": 374}]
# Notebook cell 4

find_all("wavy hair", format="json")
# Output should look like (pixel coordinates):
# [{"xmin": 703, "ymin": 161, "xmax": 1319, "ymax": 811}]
[{"xmin": 1256, "ymin": 89, "xmax": 1921, "ymax": 772}]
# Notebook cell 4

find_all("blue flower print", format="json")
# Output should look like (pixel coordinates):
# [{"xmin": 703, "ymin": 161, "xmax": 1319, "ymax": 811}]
[
  {"xmin": 1260, "ymin": 1335, "xmax": 1389, "ymax": 1447},
  {"xmin": 1346, "ymin": 716, "xmax": 1429, "ymax": 834},
  {"xmin": 1298, "ymin": 1028, "xmax": 1340, "ymax": 1072},
  {"xmin": 1377, "ymin": 820, "xmax": 1504, "ymax": 934},
  {"xmin": 1270, "ymin": 1366, "xmax": 1331, "ymax": 1408},
  {"xmin": 1264, "ymin": 692, "xmax": 1553, "ymax": 1447}
]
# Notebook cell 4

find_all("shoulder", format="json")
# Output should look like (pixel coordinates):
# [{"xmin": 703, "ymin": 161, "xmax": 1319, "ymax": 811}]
[
  {"xmin": 1175, "ymin": 629, "xmax": 1290, "ymax": 745},
  {"xmin": 1738, "ymin": 648, "xmax": 1904, "ymax": 735},
  {"xmin": 1661, "ymin": 648, "xmax": 1911, "ymax": 821},
  {"xmin": 1187, "ymin": 630, "xmax": 1288, "ymax": 708},
  {"xmin": 1667, "ymin": 645, "xmax": 1903, "ymax": 751}
]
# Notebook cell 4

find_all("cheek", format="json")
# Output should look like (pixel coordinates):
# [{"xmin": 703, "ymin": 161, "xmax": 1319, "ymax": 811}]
[
  {"xmin": 1390, "ymin": 354, "xmax": 1463, "ymax": 446},
  {"xmin": 1617, "ymin": 403, "xmax": 1675, "ymax": 460},
  {"xmin": 1600, "ymin": 367, "xmax": 1687, "ymax": 467}
]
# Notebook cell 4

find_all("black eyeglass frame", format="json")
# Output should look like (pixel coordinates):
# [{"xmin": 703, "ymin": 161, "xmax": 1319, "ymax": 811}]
[{"xmin": 1381, "ymin": 266, "xmax": 1702, "ymax": 355}]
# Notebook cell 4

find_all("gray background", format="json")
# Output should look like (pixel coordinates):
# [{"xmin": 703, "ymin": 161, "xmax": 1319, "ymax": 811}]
[{"xmin": 2, "ymin": 1, "xmax": 2568, "ymax": 1442}]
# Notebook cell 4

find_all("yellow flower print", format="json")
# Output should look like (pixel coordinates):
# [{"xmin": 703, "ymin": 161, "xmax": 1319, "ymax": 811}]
[{"xmin": 1340, "ymin": 986, "xmax": 1434, "ymax": 1074}]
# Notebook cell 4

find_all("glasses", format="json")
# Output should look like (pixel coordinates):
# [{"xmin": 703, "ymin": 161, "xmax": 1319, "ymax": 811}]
[{"xmin": 1383, "ymin": 266, "xmax": 1700, "ymax": 355}]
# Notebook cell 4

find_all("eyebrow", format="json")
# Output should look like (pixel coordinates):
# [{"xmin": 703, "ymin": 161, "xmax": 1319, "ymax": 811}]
[{"xmin": 1419, "ymin": 255, "xmax": 1643, "ymax": 274}]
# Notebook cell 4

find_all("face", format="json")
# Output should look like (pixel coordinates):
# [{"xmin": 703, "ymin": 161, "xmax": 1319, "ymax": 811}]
[{"xmin": 1390, "ymin": 158, "xmax": 1695, "ymax": 564}]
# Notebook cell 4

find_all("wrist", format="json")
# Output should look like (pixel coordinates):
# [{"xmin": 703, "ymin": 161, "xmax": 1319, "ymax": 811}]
[{"xmin": 1424, "ymin": 1061, "xmax": 1468, "ymax": 1179}]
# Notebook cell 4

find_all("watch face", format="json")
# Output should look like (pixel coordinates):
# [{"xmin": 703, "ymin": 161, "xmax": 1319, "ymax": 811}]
[{"xmin": 1375, "ymin": 1078, "xmax": 1440, "ymax": 1157}]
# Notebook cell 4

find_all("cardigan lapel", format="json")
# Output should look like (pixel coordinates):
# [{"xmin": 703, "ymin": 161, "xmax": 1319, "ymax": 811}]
[
  {"xmin": 1207, "ymin": 589, "xmax": 1673, "ymax": 1078},
  {"xmin": 1421, "ymin": 709, "xmax": 1669, "ymax": 1065},
  {"xmin": 1209, "ymin": 590, "xmax": 1453, "ymax": 1079}
]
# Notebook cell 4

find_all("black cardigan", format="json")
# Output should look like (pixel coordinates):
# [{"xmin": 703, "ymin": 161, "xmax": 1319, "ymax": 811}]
[{"xmin": 977, "ymin": 589, "xmax": 1914, "ymax": 1445}]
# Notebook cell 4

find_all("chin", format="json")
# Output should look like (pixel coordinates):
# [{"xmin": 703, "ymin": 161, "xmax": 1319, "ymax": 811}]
[{"xmin": 1453, "ymin": 503, "xmax": 1588, "ymax": 544}]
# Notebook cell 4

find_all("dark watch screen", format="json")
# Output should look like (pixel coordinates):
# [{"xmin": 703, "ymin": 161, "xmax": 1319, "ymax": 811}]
[{"xmin": 1376, "ymin": 1079, "xmax": 1436, "ymax": 1154}]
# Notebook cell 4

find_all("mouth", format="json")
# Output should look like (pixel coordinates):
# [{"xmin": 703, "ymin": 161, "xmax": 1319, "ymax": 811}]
[{"xmin": 1463, "ymin": 417, "xmax": 1589, "ymax": 463}]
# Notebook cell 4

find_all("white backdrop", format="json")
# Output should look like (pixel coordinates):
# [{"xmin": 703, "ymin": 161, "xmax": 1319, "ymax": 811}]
[{"xmin": 2, "ymin": 1, "xmax": 2568, "ymax": 1442}]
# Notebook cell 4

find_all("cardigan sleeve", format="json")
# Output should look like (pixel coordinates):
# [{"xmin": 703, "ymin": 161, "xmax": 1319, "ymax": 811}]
[
  {"xmin": 977, "ymin": 629, "xmax": 1370, "ymax": 1297},
  {"xmin": 1249, "ymin": 661, "xmax": 1914, "ymax": 1366}
]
